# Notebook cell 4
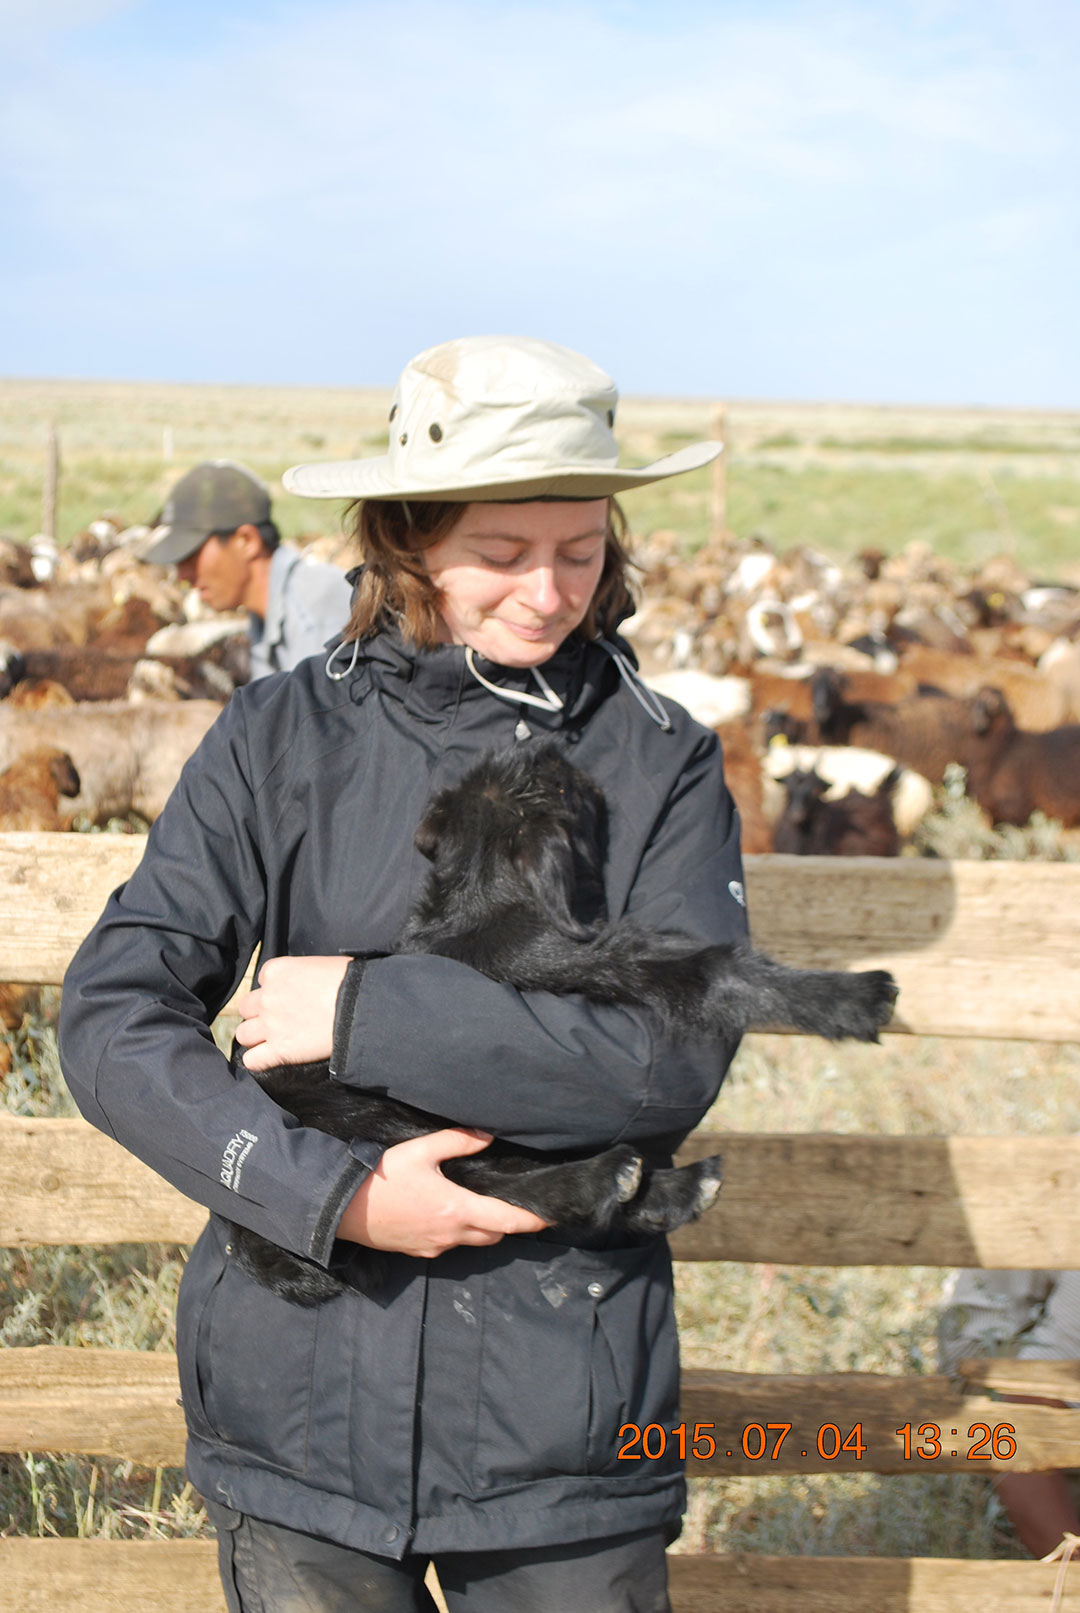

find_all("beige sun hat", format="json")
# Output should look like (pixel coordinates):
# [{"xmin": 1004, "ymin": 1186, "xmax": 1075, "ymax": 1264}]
[{"xmin": 283, "ymin": 335, "xmax": 721, "ymax": 503}]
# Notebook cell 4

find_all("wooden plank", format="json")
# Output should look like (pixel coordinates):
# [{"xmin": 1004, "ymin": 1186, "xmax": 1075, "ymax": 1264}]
[
  {"xmin": 1, "ymin": 835, "xmax": 1080, "ymax": 1040},
  {"xmin": 957, "ymin": 1358, "xmax": 1080, "ymax": 1400},
  {"xmin": 744, "ymin": 853, "xmax": 1080, "ymax": 1042},
  {"xmin": 670, "ymin": 1134, "xmax": 1080, "ymax": 1267},
  {"xmin": 0, "ymin": 1115, "xmax": 208, "ymax": 1246},
  {"xmin": 0, "ymin": 1544, "xmax": 1074, "ymax": 1613},
  {"xmin": 0, "ymin": 1540, "xmax": 225, "ymax": 1613},
  {"xmin": 679, "ymin": 1369, "xmax": 1080, "ymax": 1474},
  {"xmin": 0, "ymin": 832, "xmax": 143, "ymax": 985},
  {"xmin": 5, "ymin": 1119, "xmax": 1076, "ymax": 1268},
  {"xmin": 3, "ymin": 1350, "xmax": 1079, "ymax": 1475},
  {"xmin": 669, "ymin": 1555, "xmax": 1080, "ymax": 1612},
  {"xmin": 0, "ymin": 1347, "xmax": 186, "ymax": 1467}
]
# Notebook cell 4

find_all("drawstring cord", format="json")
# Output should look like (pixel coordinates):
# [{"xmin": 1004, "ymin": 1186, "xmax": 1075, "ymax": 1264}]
[
  {"xmin": 464, "ymin": 646, "xmax": 565, "ymax": 713},
  {"xmin": 325, "ymin": 638, "xmax": 361, "ymax": 681},
  {"xmin": 596, "ymin": 639, "xmax": 673, "ymax": 731},
  {"xmin": 327, "ymin": 634, "xmax": 672, "ymax": 733}
]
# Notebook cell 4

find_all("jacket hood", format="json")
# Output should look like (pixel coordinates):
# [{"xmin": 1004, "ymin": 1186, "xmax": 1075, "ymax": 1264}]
[{"xmin": 327, "ymin": 624, "xmax": 637, "ymax": 735}]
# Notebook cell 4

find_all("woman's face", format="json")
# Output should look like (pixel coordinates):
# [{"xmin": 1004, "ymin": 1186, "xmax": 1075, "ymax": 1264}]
[{"xmin": 422, "ymin": 500, "xmax": 609, "ymax": 667}]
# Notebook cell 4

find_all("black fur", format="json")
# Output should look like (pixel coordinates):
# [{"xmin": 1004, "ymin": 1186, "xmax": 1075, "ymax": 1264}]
[{"xmin": 232, "ymin": 744, "xmax": 897, "ymax": 1305}]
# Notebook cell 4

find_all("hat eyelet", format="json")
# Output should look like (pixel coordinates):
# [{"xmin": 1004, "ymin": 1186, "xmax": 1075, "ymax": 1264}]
[
  {"xmin": 429, "ymin": 423, "xmax": 443, "ymax": 443},
  {"xmin": 389, "ymin": 404, "xmax": 398, "ymax": 422},
  {"xmin": 607, "ymin": 409, "xmax": 615, "ymax": 427},
  {"xmin": 399, "ymin": 432, "xmax": 408, "ymax": 446}
]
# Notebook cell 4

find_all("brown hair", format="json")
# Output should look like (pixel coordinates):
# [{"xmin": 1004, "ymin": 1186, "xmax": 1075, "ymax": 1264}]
[{"xmin": 341, "ymin": 498, "xmax": 637, "ymax": 648}]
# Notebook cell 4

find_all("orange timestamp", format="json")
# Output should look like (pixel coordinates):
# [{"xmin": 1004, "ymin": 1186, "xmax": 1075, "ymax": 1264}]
[
  {"xmin": 617, "ymin": 1421, "xmax": 1019, "ymax": 1463},
  {"xmin": 617, "ymin": 1421, "xmax": 868, "ymax": 1462}
]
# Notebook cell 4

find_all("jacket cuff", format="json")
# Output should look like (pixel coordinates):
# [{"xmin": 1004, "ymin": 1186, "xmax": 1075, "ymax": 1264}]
[
  {"xmin": 329, "ymin": 956, "xmax": 367, "ymax": 1078},
  {"xmin": 307, "ymin": 1138, "xmax": 385, "ymax": 1264}
]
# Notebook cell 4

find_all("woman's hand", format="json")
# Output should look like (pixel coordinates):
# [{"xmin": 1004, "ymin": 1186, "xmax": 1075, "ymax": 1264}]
[
  {"xmin": 234, "ymin": 955, "xmax": 349, "ymax": 1070},
  {"xmin": 337, "ymin": 1129, "xmax": 550, "ymax": 1256}
]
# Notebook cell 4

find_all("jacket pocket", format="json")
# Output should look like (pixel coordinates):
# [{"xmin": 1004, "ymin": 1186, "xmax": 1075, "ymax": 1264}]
[
  {"xmin": 177, "ymin": 1219, "xmax": 320, "ymax": 1477},
  {"xmin": 471, "ymin": 1236, "xmax": 680, "ymax": 1492}
]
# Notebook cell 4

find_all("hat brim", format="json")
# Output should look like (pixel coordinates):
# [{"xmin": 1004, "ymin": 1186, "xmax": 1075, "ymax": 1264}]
[
  {"xmin": 140, "ymin": 523, "xmax": 211, "ymax": 565},
  {"xmin": 282, "ymin": 441, "xmax": 722, "ymax": 502}
]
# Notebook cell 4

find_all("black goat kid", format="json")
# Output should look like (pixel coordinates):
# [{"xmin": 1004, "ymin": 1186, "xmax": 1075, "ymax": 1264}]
[{"xmin": 233, "ymin": 744, "xmax": 897, "ymax": 1305}]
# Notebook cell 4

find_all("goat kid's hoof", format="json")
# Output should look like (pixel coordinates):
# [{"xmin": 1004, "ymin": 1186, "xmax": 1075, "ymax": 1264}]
[
  {"xmin": 841, "ymin": 969, "xmax": 899, "ymax": 1040},
  {"xmin": 690, "ymin": 1155, "xmax": 724, "ymax": 1215},
  {"xmin": 613, "ymin": 1149, "xmax": 644, "ymax": 1202}
]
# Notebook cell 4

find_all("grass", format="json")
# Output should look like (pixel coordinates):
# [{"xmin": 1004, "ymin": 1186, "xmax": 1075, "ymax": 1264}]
[{"xmin": 1, "ymin": 381, "xmax": 1079, "ymax": 582}]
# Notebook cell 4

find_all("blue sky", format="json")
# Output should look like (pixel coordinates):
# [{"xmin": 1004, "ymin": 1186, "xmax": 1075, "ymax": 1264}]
[{"xmin": 1, "ymin": 0, "xmax": 1078, "ymax": 405}]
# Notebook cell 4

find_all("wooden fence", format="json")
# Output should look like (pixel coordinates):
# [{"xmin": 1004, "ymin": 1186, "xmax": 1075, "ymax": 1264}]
[{"xmin": 0, "ymin": 834, "xmax": 1078, "ymax": 1609}]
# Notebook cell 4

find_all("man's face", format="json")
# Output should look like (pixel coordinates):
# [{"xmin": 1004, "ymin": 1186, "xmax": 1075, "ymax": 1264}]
[{"xmin": 177, "ymin": 530, "xmax": 254, "ymax": 612}]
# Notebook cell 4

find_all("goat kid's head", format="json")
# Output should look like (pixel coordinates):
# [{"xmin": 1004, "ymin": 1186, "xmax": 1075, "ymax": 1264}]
[{"xmin": 414, "ymin": 745, "xmax": 609, "ymax": 926}]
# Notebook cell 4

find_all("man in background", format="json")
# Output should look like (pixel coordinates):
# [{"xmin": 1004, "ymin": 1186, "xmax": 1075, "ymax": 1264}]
[
  {"xmin": 143, "ymin": 461, "xmax": 354, "ymax": 678},
  {"xmin": 939, "ymin": 1269, "xmax": 1080, "ymax": 1557}
]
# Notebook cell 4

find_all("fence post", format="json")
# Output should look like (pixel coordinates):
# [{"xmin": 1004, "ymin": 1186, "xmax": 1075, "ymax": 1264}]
[
  {"xmin": 42, "ymin": 423, "xmax": 60, "ymax": 541},
  {"xmin": 708, "ymin": 403, "xmax": 726, "ymax": 545}
]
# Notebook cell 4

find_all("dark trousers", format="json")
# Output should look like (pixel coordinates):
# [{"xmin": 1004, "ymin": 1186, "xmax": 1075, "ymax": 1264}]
[{"xmin": 209, "ymin": 1503, "xmax": 672, "ymax": 1613}]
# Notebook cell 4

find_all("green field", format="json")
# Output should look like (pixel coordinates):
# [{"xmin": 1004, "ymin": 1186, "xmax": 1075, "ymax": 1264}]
[{"xmin": 2, "ymin": 379, "xmax": 1078, "ymax": 579}]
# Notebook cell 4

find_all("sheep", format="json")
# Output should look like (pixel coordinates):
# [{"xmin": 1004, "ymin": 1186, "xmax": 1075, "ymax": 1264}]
[
  {"xmin": 646, "ymin": 670, "xmax": 751, "ymax": 728},
  {"xmin": 0, "ymin": 747, "xmax": 81, "ymax": 830},
  {"xmin": 764, "ymin": 741, "xmax": 934, "ymax": 838},
  {"xmin": 897, "ymin": 645, "xmax": 1073, "ymax": 731},
  {"xmin": 6, "ymin": 679, "xmax": 76, "ymax": 710},
  {"xmin": 772, "ymin": 765, "xmax": 903, "ymax": 857},
  {"xmin": 0, "ymin": 701, "xmax": 220, "ymax": 823},
  {"xmin": 962, "ymin": 686, "xmax": 1080, "ymax": 828}
]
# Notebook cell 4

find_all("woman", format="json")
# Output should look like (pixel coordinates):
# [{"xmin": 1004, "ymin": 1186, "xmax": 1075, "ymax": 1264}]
[{"xmin": 59, "ymin": 335, "xmax": 748, "ymax": 1611}]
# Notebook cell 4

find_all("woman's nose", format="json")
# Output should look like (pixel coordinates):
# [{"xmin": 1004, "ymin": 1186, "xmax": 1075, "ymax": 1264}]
[{"xmin": 521, "ymin": 564, "xmax": 561, "ymax": 615}]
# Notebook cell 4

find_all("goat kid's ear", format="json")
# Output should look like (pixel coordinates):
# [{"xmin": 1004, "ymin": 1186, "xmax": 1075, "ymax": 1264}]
[
  {"xmin": 515, "ymin": 832, "xmax": 577, "ymax": 927},
  {"xmin": 413, "ymin": 814, "xmax": 441, "ymax": 862}
]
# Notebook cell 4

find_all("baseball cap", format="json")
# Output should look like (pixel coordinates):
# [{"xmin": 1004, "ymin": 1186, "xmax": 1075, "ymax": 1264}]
[{"xmin": 143, "ymin": 461, "xmax": 272, "ymax": 565}]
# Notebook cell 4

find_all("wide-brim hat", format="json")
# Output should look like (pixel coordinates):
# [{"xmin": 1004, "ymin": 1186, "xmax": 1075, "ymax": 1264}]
[{"xmin": 283, "ymin": 335, "xmax": 721, "ymax": 503}]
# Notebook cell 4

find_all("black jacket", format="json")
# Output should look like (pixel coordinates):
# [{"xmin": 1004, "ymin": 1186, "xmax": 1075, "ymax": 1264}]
[{"xmin": 58, "ymin": 629, "xmax": 748, "ymax": 1556}]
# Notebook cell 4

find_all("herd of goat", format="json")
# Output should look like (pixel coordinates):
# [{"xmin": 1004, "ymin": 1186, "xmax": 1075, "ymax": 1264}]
[{"xmin": 0, "ymin": 516, "xmax": 1079, "ymax": 867}]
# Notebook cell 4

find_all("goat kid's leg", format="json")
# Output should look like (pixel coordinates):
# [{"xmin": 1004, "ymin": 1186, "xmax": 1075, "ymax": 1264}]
[
  {"xmin": 696, "ymin": 946, "xmax": 898, "ymax": 1042},
  {"xmin": 443, "ymin": 1143, "xmax": 643, "ymax": 1231},
  {"xmin": 620, "ymin": 1155, "xmax": 725, "ymax": 1235}
]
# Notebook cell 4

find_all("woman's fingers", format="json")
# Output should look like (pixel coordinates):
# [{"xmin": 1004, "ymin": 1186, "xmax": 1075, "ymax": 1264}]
[
  {"xmin": 336, "ymin": 1128, "xmax": 551, "ymax": 1254},
  {"xmin": 234, "ymin": 955, "xmax": 349, "ymax": 1066}
]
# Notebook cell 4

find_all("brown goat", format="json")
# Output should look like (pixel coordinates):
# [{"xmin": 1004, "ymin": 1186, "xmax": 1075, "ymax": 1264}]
[
  {"xmin": 714, "ymin": 723, "xmax": 772, "ymax": 853},
  {"xmin": 807, "ymin": 667, "xmax": 982, "ymax": 785},
  {"xmin": 0, "ymin": 746, "xmax": 82, "ymax": 830},
  {"xmin": 772, "ymin": 766, "xmax": 902, "ymax": 857},
  {"xmin": 963, "ymin": 687, "xmax": 1080, "ymax": 827}
]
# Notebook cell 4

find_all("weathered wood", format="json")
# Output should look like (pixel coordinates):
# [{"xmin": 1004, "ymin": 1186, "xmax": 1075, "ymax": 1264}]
[
  {"xmin": 0, "ymin": 1539, "xmax": 225, "ymax": 1612},
  {"xmin": 668, "ymin": 1554, "xmax": 1080, "ymax": 1611},
  {"xmin": 0, "ymin": 833, "xmax": 143, "ymax": 985},
  {"xmin": 0, "ymin": 1115, "xmax": 209, "ymax": 1246},
  {"xmin": 680, "ymin": 1368, "xmax": 1080, "ymax": 1474},
  {"xmin": 745, "ymin": 854, "xmax": 1080, "ymax": 1041},
  {"xmin": 4, "ymin": 1119, "xmax": 1075, "ymax": 1268},
  {"xmin": 0, "ymin": 1543, "xmax": 1073, "ymax": 1613},
  {"xmin": 2, "ymin": 836, "xmax": 1080, "ymax": 1040},
  {"xmin": 957, "ymin": 1358, "xmax": 1080, "ymax": 1400},
  {"xmin": 3, "ymin": 1350, "xmax": 1078, "ymax": 1475},
  {"xmin": 671, "ymin": 1134, "xmax": 1080, "ymax": 1267}
]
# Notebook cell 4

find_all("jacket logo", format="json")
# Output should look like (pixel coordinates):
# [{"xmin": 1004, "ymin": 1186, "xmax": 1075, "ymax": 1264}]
[
  {"xmin": 728, "ymin": 880, "xmax": 746, "ymax": 908},
  {"xmin": 221, "ymin": 1129, "xmax": 258, "ymax": 1191}
]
